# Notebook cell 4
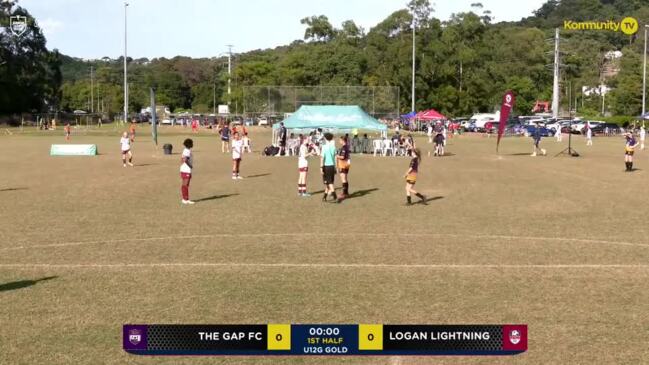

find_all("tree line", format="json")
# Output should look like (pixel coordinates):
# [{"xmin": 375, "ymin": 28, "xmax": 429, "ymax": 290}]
[{"xmin": 3, "ymin": 0, "xmax": 649, "ymax": 119}]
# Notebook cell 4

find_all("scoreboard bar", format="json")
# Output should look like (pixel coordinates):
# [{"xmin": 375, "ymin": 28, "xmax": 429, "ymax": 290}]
[{"xmin": 124, "ymin": 324, "xmax": 527, "ymax": 356}]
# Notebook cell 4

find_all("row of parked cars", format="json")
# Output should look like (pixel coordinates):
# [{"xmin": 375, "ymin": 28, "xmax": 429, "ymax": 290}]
[{"xmin": 456, "ymin": 115, "xmax": 621, "ymax": 137}]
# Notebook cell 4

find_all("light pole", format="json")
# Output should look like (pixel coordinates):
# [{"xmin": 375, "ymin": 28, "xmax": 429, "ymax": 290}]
[
  {"xmin": 643, "ymin": 25, "xmax": 648, "ymax": 116},
  {"xmin": 411, "ymin": 18, "xmax": 416, "ymax": 113},
  {"xmin": 123, "ymin": 2, "xmax": 129, "ymax": 123}
]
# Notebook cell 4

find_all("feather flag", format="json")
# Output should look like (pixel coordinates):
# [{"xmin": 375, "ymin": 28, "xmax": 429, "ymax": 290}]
[{"xmin": 497, "ymin": 90, "xmax": 515, "ymax": 152}]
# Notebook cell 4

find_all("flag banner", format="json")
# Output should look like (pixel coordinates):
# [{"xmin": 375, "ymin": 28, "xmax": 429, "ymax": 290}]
[
  {"xmin": 150, "ymin": 88, "xmax": 157, "ymax": 146},
  {"xmin": 497, "ymin": 90, "xmax": 515, "ymax": 152},
  {"xmin": 123, "ymin": 324, "xmax": 527, "ymax": 356}
]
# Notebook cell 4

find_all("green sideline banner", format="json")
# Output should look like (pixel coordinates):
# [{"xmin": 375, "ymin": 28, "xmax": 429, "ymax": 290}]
[{"xmin": 50, "ymin": 144, "xmax": 97, "ymax": 156}]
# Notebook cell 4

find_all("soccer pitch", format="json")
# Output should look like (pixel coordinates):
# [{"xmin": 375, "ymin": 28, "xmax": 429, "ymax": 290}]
[{"xmin": 1, "ymin": 127, "xmax": 648, "ymax": 364}]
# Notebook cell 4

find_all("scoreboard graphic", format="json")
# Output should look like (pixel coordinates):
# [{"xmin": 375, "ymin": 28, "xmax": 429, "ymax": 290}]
[{"xmin": 124, "ymin": 324, "xmax": 527, "ymax": 356}]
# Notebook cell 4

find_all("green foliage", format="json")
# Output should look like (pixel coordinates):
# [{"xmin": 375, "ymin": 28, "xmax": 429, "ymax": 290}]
[{"xmin": 5, "ymin": 0, "xmax": 649, "ymax": 119}]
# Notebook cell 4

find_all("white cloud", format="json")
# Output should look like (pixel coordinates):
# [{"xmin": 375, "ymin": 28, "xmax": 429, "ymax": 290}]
[{"xmin": 38, "ymin": 18, "xmax": 64, "ymax": 36}]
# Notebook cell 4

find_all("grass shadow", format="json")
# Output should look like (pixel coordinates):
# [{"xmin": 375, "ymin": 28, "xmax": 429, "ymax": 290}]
[
  {"xmin": 0, "ymin": 187, "xmax": 28, "ymax": 192},
  {"xmin": 346, "ymin": 188, "xmax": 379, "ymax": 200},
  {"xmin": 0, "ymin": 276, "xmax": 58, "ymax": 293},
  {"xmin": 246, "ymin": 173, "xmax": 271, "ymax": 179},
  {"xmin": 195, "ymin": 193, "xmax": 239, "ymax": 203},
  {"xmin": 136, "ymin": 163, "xmax": 158, "ymax": 168},
  {"xmin": 507, "ymin": 153, "xmax": 535, "ymax": 156},
  {"xmin": 420, "ymin": 196, "xmax": 444, "ymax": 204}
]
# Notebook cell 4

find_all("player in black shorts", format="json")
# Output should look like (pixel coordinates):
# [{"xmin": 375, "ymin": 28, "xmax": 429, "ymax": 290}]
[
  {"xmin": 404, "ymin": 148, "xmax": 427, "ymax": 205},
  {"xmin": 336, "ymin": 136, "xmax": 351, "ymax": 202}
]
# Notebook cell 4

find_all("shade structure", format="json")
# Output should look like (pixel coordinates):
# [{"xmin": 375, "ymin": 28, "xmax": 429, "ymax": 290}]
[
  {"xmin": 401, "ymin": 111, "xmax": 417, "ymax": 120},
  {"xmin": 274, "ymin": 105, "xmax": 388, "ymax": 132},
  {"xmin": 416, "ymin": 109, "xmax": 447, "ymax": 121}
]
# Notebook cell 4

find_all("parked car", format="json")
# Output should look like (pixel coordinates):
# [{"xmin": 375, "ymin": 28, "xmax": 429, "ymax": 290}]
[
  {"xmin": 523, "ymin": 125, "xmax": 552, "ymax": 137},
  {"xmin": 258, "ymin": 117, "xmax": 268, "ymax": 126},
  {"xmin": 591, "ymin": 123, "xmax": 620, "ymax": 135}
]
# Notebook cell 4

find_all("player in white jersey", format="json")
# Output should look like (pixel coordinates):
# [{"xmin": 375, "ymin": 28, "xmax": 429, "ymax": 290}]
[
  {"xmin": 586, "ymin": 124, "xmax": 593, "ymax": 146},
  {"xmin": 297, "ymin": 135, "xmax": 314, "ymax": 196},
  {"xmin": 427, "ymin": 123, "xmax": 433, "ymax": 144},
  {"xmin": 120, "ymin": 132, "xmax": 133, "ymax": 167},
  {"xmin": 231, "ymin": 132, "xmax": 244, "ymax": 180},
  {"xmin": 180, "ymin": 139, "xmax": 195, "ymax": 204},
  {"xmin": 242, "ymin": 132, "xmax": 252, "ymax": 153},
  {"xmin": 640, "ymin": 125, "xmax": 646, "ymax": 150}
]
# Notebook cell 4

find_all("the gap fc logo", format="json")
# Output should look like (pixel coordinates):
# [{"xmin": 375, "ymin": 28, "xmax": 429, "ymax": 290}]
[
  {"xmin": 129, "ymin": 329, "xmax": 142, "ymax": 346},
  {"xmin": 10, "ymin": 15, "xmax": 27, "ymax": 36},
  {"xmin": 509, "ymin": 329, "xmax": 521, "ymax": 345}
]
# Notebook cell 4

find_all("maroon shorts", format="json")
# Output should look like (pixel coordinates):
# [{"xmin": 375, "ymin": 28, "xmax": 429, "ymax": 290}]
[
  {"xmin": 121, "ymin": 149, "xmax": 130, "ymax": 155},
  {"xmin": 180, "ymin": 172, "xmax": 192, "ymax": 179},
  {"xmin": 299, "ymin": 167, "xmax": 308, "ymax": 172}
]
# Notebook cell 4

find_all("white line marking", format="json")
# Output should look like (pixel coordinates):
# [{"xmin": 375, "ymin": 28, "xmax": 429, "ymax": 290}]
[
  {"xmin": 0, "ymin": 263, "xmax": 647, "ymax": 269},
  {"xmin": 2, "ymin": 232, "xmax": 647, "ymax": 251}
]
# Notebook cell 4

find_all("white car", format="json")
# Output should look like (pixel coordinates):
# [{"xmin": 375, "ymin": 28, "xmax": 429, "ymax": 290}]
[{"xmin": 258, "ymin": 118, "xmax": 268, "ymax": 126}]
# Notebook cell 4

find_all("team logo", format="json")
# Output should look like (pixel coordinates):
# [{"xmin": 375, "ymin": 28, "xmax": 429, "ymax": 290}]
[
  {"xmin": 509, "ymin": 329, "xmax": 521, "ymax": 345},
  {"xmin": 128, "ymin": 329, "xmax": 142, "ymax": 345},
  {"xmin": 10, "ymin": 15, "xmax": 27, "ymax": 37}
]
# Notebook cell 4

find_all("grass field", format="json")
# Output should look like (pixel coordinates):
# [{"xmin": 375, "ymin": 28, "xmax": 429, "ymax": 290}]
[{"xmin": 1, "ymin": 125, "xmax": 648, "ymax": 365}]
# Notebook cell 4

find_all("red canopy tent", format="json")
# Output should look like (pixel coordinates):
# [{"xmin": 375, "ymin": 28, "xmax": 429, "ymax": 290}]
[{"xmin": 416, "ymin": 109, "xmax": 447, "ymax": 121}]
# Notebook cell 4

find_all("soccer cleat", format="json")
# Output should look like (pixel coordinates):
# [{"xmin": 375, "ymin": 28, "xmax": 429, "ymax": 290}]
[
  {"xmin": 123, "ymin": 164, "xmax": 127, "ymax": 167},
  {"xmin": 185, "ymin": 200, "xmax": 195, "ymax": 205},
  {"xmin": 236, "ymin": 176, "xmax": 243, "ymax": 180},
  {"xmin": 302, "ymin": 192, "xmax": 312, "ymax": 197},
  {"xmin": 531, "ymin": 152, "xmax": 537, "ymax": 157},
  {"xmin": 127, "ymin": 162, "xmax": 134, "ymax": 167},
  {"xmin": 232, "ymin": 176, "xmax": 237, "ymax": 180},
  {"xmin": 541, "ymin": 149, "xmax": 547, "ymax": 156}
]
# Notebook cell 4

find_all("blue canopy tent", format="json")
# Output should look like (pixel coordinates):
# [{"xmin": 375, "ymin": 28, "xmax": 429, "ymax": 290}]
[{"xmin": 272, "ymin": 105, "xmax": 387, "ymax": 142}]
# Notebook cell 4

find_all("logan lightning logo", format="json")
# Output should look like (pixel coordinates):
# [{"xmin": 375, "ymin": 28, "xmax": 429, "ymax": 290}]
[{"xmin": 564, "ymin": 17, "xmax": 638, "ymax": 35}]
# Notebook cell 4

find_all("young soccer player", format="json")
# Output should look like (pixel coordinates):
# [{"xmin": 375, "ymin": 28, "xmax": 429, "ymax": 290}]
[
  {"xmin": 219, "ymin": 123, "xmax": 230, "ymax": 153},
  {"xmin": 404, "ymin": 148, "xmax": 427, "ymax": 206},
  {"xmin": 120, "ymin": 132, "xmax": 134, "ymax": 167},
  {"xmin": 586, "ymin": 124, "xmax": 593, "ymax": 146},
  {"xmin": 640, "ymin": 125, "xmax": 646, "ymax": 150},
  {"xmin": 297, "ymin": 135, "xmax": 314, "ymax": 197},
  {"xmin": 242, "ymin": 132, "xmax": 252, "ymax": 153},
  {"xmin": 320, "ymin": 132, "xmax": 337, "ymax": 202},
  {"xmin": 180, "ymin": 138, "xmax": 195, "ymax": 204},
  {"xmin": 129, "ymin": 122, "xmax": 136, "ymax": 142},
  {"xmin": 336, "ymin": 136, "xmax": 351, "ymax": 202},
  {"xmin": 427, "ymin": 123, "xmax": 433, "ymax": 144},
  {"xmin": 625, "ymin": 132, "xmax": 639, "ymax": 172},
  {"xmin": 64, "ymin": 123, "xmax": 71, "ymax": 141},
  {"xmin": 231, "ymin": 132, "xmax": 244, "ymax": 180},
  {"xmin": 434, "ymin": 130, "xmax": 445, "ymax": 156},
  {"xmin": 531, "ymin": 124, "xmax": 546, "ymax": 156}
]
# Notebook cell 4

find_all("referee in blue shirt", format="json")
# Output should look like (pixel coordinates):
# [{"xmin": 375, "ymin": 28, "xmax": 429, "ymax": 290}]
[{"xmin": 320, "ymin": 132, "xmax": 338, "ymax": 202}]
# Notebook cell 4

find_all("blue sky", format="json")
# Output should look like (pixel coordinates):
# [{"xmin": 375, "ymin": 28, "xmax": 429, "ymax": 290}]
[{"xmin": 20, "ymin": 0, "xmax": 547, "ymax": 59}]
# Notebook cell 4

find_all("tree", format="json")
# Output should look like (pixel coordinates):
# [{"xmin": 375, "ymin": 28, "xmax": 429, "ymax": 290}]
[{"xmin": 300, "ymin": 15, "xmax": 336, "ymax": 42}]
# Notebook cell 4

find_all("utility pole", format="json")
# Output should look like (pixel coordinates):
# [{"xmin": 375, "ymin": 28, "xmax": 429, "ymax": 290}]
[
  {"xmin": 90, "ymin": 66, "xmax": 94, "ymax": 113},
  {"xmin": 213, "ymin": 81, "xmax": 216, "ymax": 115},
  {"xmin": 551, "ymin": 28, "xmax": 560, "ymax": 119},
  {"xmin": 123, "ymin": 2, "xmax": 129, "ymax": 123},
  {"xmin": 226, "ymin": 44, "xmax": 234, "ymax": 106}
]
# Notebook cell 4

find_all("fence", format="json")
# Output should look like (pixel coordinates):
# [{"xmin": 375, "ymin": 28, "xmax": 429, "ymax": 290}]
[{"xmin": 242, "ymin": 86, "xmax": 400, "ymax": 120}]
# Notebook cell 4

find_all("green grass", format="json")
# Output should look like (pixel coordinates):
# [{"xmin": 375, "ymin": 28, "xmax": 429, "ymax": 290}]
[{"xmin": 1, "ymin": 126, "xmax": 648, "ymax": 364}]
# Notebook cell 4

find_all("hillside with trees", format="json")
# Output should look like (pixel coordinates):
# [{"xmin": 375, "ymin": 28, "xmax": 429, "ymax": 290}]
[{"xmin": 3, "ymin": 0, "xmax": 649, "ymax": 119}]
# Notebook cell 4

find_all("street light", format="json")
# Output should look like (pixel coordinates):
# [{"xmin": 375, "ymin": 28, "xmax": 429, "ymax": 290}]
[
  {"xmin": 411, "ymin": 17, "xmax": 416, "ymax": 113},
  {"xmin": 123, "ymin": 2, "xmax": 129, "ymax": 123},
  {"xmin": 643, "ymin": 25, "xmax": 648, "ymax": 116}
]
